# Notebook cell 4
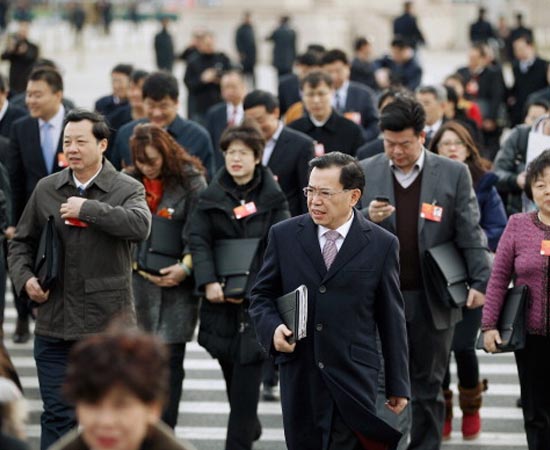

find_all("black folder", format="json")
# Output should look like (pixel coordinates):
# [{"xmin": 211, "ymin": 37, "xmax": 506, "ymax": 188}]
[
  {"xmin": 34, "ymin": 215, "xmax": 61, "ymax": 291},
  {"xmin": 425, "ymin": 242, "xmax": 469, "ymax": 308},
  {"xmin": 135, "ymin": 215, "xmax": 184, "ymax": 275},
  {"xmin": 476, "ymin": 285, "xmax": 529, "ymax": 353},
  {"xmin": 214, "ymin": 238, "xmax": 261, "ymax": 298},
  {"xmin": 276, "ymin": 285, "xmax": 308, "ymax": 344}
]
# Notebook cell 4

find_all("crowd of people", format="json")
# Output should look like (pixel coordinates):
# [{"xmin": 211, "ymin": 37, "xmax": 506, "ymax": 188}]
[{"xmin": 0, "ymin": 2, "xmax": 547, "ymax": 450}]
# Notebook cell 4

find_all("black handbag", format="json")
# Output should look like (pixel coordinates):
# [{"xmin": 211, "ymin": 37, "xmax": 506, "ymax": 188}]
[
  {"xmin": 476, "ymin": 285, "xmax": 529, "ymax": 353},
  {"xmin": 136, "ymin": 215, "xmax": 184, "ymax": 275},
  {"xmin": 34, "ymin": 215, "xmax": 61, "ymax": 291},
  {"xmin": 425, "ymin": 242, "xmax": 469, "ymax": 308},
  {"xmin": 213, "ymin": 238, "xmax": 261, "ymax": 298}
]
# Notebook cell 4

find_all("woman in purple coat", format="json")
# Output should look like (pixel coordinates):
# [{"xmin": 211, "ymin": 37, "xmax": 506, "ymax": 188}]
[{"xmin": 482, "ymin": 149, "xmax": 550, "ymax": 450}]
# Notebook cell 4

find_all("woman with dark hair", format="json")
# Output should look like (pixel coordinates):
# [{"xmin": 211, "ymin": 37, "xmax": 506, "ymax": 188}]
[
  {"xmin": 444, "ymin": 73, "xmax": 483, "ymax": 128},
  {"xmin": 430, "ymin": 120, "xmax": 507, "ymax": 440},
  {"xmin": 189, "ymin": 120, "xmax": 290, "ymax": 450},
  {"xmin": 482, "ymin": 149, "xmax": 550, "ymax": 450},
  {"xmin": 50, "ymin": 330, "xmax": 197, "ymax": 450},
  {"xmin": 127, "ymin": 124, "xmax": 207, "ymax": 429}
]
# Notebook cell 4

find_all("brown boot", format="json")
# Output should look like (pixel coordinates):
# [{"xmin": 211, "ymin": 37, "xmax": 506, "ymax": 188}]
[
  {"xmin": 443, "ymin": 389, "xmax": 453, "ymax": 440},
  {"xmin": 459, "ymin": 380, "xmax": 488, "ymax": 440}
]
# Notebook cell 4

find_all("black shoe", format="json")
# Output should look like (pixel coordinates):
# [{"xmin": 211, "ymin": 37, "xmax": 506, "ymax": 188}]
[
  {"xmin": 262, "ymin": 385, "xmax": 279, "ymax": 402},
  {"xmin": 516, "ymin": 397, "xmax": 522, "ymax": 408},
  {"xmin": 12, "ymin": 318, "xmax": 30, "ymax": 344}
]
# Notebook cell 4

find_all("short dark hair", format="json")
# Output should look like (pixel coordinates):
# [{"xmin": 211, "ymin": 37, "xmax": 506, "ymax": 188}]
[
  {"xmin": 130, "ymin": 69, "xmax": 149, "ymax": 84},
  {"xmin": 0, "ymin": 73, "xmax": 6, "ymax": 93},
  {"xmin": 444, "ymin": 85, "xmax": 458, "ymax": 108},
  {"xmin": 63, "ymin": 329, "xmax": 169, "ymax": 406},
  {"xmin": 243, "ymin": 90, "xmax": 279, "ymax": 113},
  {"xmin": 300, "ymin": 70, "xmax": 333, "ymax": 90},
  {"xmin": 28, "ymin": 68, "xmax": 63, "ymax": 93},
  {"xmin": 309, "ymin": 152, "xmax": 365, "ymax": 195},
  {"xmin": 219, "ymin": 119, "xmax": 265, "ymax": 161},
  {"xmin": 354, "ymin": 37, "xmax": 369, "ymax": 51},
  {"xmin": 512, "ymin": 32, "xmax": 534, "ymax": 46},
  {"xmin": 111, "ymin": 64, "xmax": 134, "ymax": 77},
  {"xmin": 391, "ymin": 37, "xmax": 412, "ymax": 49},
  {"xmin": 378, "ymin": 87, "xmax": 413, "ymax": 110},
  {"xmin": 416, "ymin": 85, "xmax": 447, "ymax": 102},
  {"xmin": 471, "ymin": 42, "xmax": 488, "ymax": 58},
  {"xmin": 526, "ymin": 99, "xmax": 550, "ymax": 112},
  {"xmin": 525, "ymin": 149, "xmax": 550, "ymax": 201},
  {"xmin": 64, "ymin": 109, "xmax": 111, "ymax": 141},
  {"xmin": 295, "ymin": 51, "xmax": 322, "ymax": 67},
  {"xmin": 321, "ymin": 49, "xmax": 349, "ymax": 66},
  {"xmin": 380, "ymin": 95, "xmax": 426, "ymax": 134},
  {"xmin": 142, "ymin": 71, "xmax": 179, "ymax": 101}
]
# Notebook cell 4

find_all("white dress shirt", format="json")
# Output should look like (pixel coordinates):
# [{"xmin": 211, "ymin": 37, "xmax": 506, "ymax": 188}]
[
  {"xmin": 390, "ymin": 148, "xmax": 426, "ymax": 188},
  {"xmin": 317, "ymin": 210, "xmax": 354, "ymax": 252},
  {"xmin": 262, "ymin": 121, "xmax": 284, "ymax": 166}
]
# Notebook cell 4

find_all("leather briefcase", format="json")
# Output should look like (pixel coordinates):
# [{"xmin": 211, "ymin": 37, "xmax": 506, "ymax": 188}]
[
  {"xmin": 425, "ymin": 242, "xmax": 469, "ymax": 308},
  {"xmin": 34, "ymin": 216, "xmax": 61, "ymax": 291},
  {"xmin": 476, "ymin": 285, "xmax": 529, "ymax": 353}
]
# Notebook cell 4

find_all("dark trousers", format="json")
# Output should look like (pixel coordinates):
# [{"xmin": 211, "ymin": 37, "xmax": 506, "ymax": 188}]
[
  {"xmin": 0, "ymin": 249, "xmax": 6, "ymax": 330},
  {"xmin": 404, "ymin": 291, "xmax": 454, "ymax": 450},
  {"xmin": 34, "ymin": 336, "xmax": 77, "ymax": 450},
  {"xmin": 162, "ymin": 342, "xmax": 186, "ymax": 428},
  {"xmin": 328, "ymin": 408, "xmax": 363, "ymax": 450},
  {"xmin": 262, "ymin": 358, "xmax": 279, "ymax": 387},
  {"xmin": 515, "ymin": 334, "xmax": 550, "ymax": 450},
  {"xmin": 219, "ymin": 358, "xmax": 263, "ymax": 450},
  {"xmin": 443, "ymin": 306, "xmax": 482, "ymax": 389}
]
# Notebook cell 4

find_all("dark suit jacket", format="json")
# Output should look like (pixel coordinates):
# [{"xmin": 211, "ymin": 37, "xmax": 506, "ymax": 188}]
[
  {"xmin": 357, "ymin": 138, "xmax": 384, "ymax": 161},
  {"xmin": 267, "ymin": 24, "xmax": 296, "ymax": 74},
  {"xmin": 235, "ymin": 22, "xmax": 256, "ymax": 73},
  {"xmin": 7, "ymin": 115, "xmax": 65, "ymax": 223},
  {"xmin": 278, "ymin": 73, "xmax": 301, "ymax": 116},
  {"xmin": 0, "ymin": 103, "xmax": 26, "ymax": 139},
  {"xmin": 204, "ymin": 102, "xmax": 228, "ymax": 170},
  {"xmin": 94, "ymin": 94, "xmax": 128, "ymax": 117},
  {"xmin": 392, "ymin": 13, "xmax": 425, "ymax": 48},
  {"xmin": 344, "ymin": 81, "xmax": 379, "ymax": 142},
  {"xmin": 250, "ymin": 211, "xmax": 409, "ymax": 450},
  {"xmin": 359, "ymin": 151, "xmax": 492, "ymax": 330},
  {"xmin": 267, "ymin": 126, "xmax": 314, "ymax": 216},
  {"xmin": 111, "ymin": 115, "xmax": 215, "ymax": 176},
  {"xmin": 457, "ymin": 65, "xmax": 505, "ymax": 121},
  {"xmin": 509, "ymin": 57, "xmax": 549, "ymax": 126},
  {"xmin": 288, "ymin": 111, "xmax": 365, "ymax": 157}
]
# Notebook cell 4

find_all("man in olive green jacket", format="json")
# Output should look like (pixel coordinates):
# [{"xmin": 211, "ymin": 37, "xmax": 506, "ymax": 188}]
[{"xmin": 7, "ymin": 109, "xmax": 151, "ymax": 450}]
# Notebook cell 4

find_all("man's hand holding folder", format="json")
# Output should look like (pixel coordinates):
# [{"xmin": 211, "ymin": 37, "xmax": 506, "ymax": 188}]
[{"xmin": 273, "ymin": 284, "xmax": 308, "ymax": 352}]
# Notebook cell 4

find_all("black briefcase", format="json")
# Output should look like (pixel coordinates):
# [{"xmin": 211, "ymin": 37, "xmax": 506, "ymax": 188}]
[
  {"xmin": 476, "ymin": 285, "xmax": 529, "ymax": 353},
  {"xmin": 214, "ymin": 238, "xmax": 261, "ymax": 298},
  {"xmin": 425, "ymin": 242, "xmax": 469, "ymax": 308},
  {"xmin": 135, "ymin": 215, "xmax": 184, "ymax": 275},
  {"xmin": 34, "ymin": 216, "xmax": 61, "ymax": 291}
]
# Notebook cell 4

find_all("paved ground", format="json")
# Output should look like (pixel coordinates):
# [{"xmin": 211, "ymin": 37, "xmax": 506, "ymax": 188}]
[{"xmin": 1, "ymin": 16, "xmax": 528, "ymax": 450}]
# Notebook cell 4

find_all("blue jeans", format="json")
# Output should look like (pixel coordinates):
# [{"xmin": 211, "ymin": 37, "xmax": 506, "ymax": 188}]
[{"xmin": 34, "ymin": 335, "xmax": 77, "ymax": 450}]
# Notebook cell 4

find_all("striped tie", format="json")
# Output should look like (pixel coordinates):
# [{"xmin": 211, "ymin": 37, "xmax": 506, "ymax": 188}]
[{"xmin": 322, "ymin": 230, "xmax": 340, "ymax": 270}]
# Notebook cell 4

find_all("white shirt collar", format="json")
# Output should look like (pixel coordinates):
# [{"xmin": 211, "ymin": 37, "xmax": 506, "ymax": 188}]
[
  {"xmin": 317, "ymin": 210, "xmax": 355, "ymax": 242},
  {"xmin": 389, "ymin": 147, "xmax": 426, "ymax": 173},
  {"xmin": 424, "ymin": 118, "xmax": 443, "ymax": 134},
  {"xmin": 0, "ymin": 100, "xmax": 9, "ymax": 123},
  {"xmin": 226, "ymin": 102, "xmax": 244, "ymax": 123},
  {"xmin": 310, "ymin": 114, "xmax": 331, "ymax": 127},
  {"xmin": 72, "ymin": 163, "xmax": 103, "ymax": 191}
]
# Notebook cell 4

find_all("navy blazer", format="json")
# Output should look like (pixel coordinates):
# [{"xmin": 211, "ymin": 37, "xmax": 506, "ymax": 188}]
[
  {"xmin": 204, "ymin": 101, "xmax": 228, "ymax": 170},
  {"xmin": 250, "ymin": 212, "xmax": 409, "ymax": 449},
  {"xmin": 344, "ymin": 81, "xmax": 379, "ymax": 142},
  {"xmin": 7, "ymin": 115, "xmax": 65, "ymax": 223},
  {"xmin": 0, "ymin": 104, "xmax": 26, "ymax": 139},
  {"xmin": 278, "ymin": 73, "xmax": 300, "ymax": 116}
]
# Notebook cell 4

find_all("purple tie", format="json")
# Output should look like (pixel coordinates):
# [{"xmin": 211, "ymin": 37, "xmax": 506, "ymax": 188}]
[{"xmin": 322, "ymin": 230, "xmax": 340, "ymax": 270}]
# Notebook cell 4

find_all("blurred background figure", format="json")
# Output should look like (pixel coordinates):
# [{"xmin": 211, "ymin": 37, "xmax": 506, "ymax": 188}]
[
  {"xmin": 50, "ymin": 329, "xmax": 197, "ymax": 450},
  {"xmin": 374, "ymin": 37, "xmax": 422, "ymax": 91},
  {"xmin": 235, "ymin": 11, "xmax": 256, "ymax": 88},
  {"xmin": 154, "ymin": 16, "xmax": 175, "ymax": 73},
  {"xmin": 1, "ymin": 21, "xmax": 39, "ymax": 97},
  {"xmin": 67, "ymin": 2, "xmax": 86, "ymax": 49},
  {"xmin": 469, "ymin": 7, "xmax": 496, "ymax": 44},
  {"xmin": 0, "ymin": 376, "xmax": 28, "ymax": 450},
  {"xmin": 95, "ymin": 0, "xmax": 113, "ymax": 36},
  {"xmin": 392, "ymin": 1, "xmax": 425, "ymax": 49},
  {"xmin": 94, "ymin": 63, "xmax": 133, "ymax": 117},
  {"xmin": 266, "ymin": 16, "xmax": 296, "ymax": 80},
  {"xmin": 0, "ymin": 0, "xmax": 9, "ymax": 35},
  {"xmin": 350, "ymin": 36, "xmax": 378, "ymax": 92}
]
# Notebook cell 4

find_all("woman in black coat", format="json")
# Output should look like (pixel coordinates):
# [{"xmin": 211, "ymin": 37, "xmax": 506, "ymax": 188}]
[{"xmin": 189, "ymin": 121, "xmax": 290, "ymax": 450}]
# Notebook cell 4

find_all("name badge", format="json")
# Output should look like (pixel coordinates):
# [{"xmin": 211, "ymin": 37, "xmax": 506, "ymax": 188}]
[
  {"xmin": 344, "ymin": 111, "xmax": 362, "ymax": 125},
  {"xmin": 541, "ymin": 240, "xmax": 550, "ymax": 256},
  {"xmin": 58, "ymin": 153, "xmax": 69, "ymax": 168},
  {"xmin": 420, "ymin": 203, "xmax": 443, "ymax": 222},
  {"xmin": 314, "ymin": 142, "xmax": 325, "ymax": 157},
  {"xmin": 65, "ymin": 218, "xmax": 89, "ymax": 228},
  {"xmin": 233, "ymin": 202, "xmax": 257, "ymax": 219}
]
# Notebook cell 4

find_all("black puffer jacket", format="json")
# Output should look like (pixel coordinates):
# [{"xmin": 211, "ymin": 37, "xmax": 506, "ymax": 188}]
[{"xmin": 190, "ymin": 165, "xmax": 290, "ymax": 364}]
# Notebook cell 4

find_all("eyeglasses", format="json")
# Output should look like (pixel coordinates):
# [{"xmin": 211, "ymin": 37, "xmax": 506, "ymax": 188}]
[
  {"xmin": 303, "ymin": 187, "xmax": 350, "ymax": 199},
  {"xmin": 438, "ymin": 140, "xmax": 466, "ymax": 149}
]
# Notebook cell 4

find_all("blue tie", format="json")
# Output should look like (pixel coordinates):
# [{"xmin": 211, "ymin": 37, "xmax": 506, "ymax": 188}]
[{"xmin": 41, "ymin": 122, "xmax": 56, "ymax": 174}]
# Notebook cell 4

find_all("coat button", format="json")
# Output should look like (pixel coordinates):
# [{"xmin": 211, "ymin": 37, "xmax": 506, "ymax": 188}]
[
  {"xmin": 319, "ymin": 285, "xmax": 326, "ymax": 294},
  {"xmin": 318, "ymin": 361, "xmax": 325, "ymax": 369},
  {"xmin": 316, "ymin": 323, "xmax": 323, "ymax": 332}
]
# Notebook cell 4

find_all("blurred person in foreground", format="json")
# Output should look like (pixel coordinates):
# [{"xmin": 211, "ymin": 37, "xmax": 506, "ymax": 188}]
[
  {"xmin": 482, "ymin": 149, "xmax": 550, "ymax": 450},
  {"xmin": 127, "ymin": 124, "xmax": 206, "ymax": 429},
  {"xmin": 50, "ymin": 329, "xmax": 197, "ymax": 450},
  {"xmin": 430, "ymin": 120, "xmax": 506, "ymax": 440},
  {"xmin": 0, "ymin": 376, "xmax": 29, "ymax": 450}
]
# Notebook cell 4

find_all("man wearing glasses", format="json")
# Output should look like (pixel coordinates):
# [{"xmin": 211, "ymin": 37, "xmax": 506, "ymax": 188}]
[
  {"xmin": 360, "ymin": 96, "xmax": 491, "ymax": 450},
  {"xmin": 251, "ymin": 151, "xmax": 410, "ymax": 450}
]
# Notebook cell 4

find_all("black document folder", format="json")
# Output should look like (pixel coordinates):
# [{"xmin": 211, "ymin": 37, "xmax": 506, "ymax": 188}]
[
  {"xmin": 476, "ymin": 285, "xmax": 529, "ymax": 353},
  {"xmin": 34, "ymin": 215, "xmax": 61, "ymax": 292},
  {"xmin": 214, "ymin": 238, "xmax": 261, "ymax": 298},
  {"xmin": 425, "ymin": 242, "xmax": 469, "ymax": 308},
  {"xmin": 276, "ymin": 285, "xmax": 308, "ymax": 344},
  {"xmin": 136, "ymin": 215, "xmax": 184, "ymax": 275}
]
